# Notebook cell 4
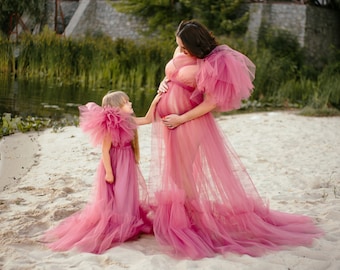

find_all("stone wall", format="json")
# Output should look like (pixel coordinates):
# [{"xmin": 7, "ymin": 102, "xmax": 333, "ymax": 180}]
[
  {"xmin": 64, "ymin": 0, "xmax": 96, "ymax": 37},
  {"xmin": 94, "ymin": 0, "xmax": 143, "ymax": 40},
  {"xmin": 247, "ymin": 3, "xmax": 340, "ymax": 67},
  {"xmin": 62, "ymin": 0, "xmax": 142, "ymax": 39},
  {"xmin": 48, "ymin": 1, "xmax": 340, "ymax": 67},
  {"xmin": 46, "ymin": 0, "xmax": 79, "ymax": 34}
]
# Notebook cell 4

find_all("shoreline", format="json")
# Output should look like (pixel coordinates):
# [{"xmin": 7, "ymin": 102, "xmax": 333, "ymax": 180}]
[{"xmin": 0, "ymin": 132, "xmax": 40, "ymax": 191}]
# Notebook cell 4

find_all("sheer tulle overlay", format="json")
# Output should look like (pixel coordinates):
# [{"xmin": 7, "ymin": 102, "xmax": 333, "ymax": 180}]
[
  {"xmin": 42, "ymin": 104, "xmax": 152, "ymax": 254},
  {"xmin": 148, "ymin": 45, "xmax": 323, "ymax": 259}
]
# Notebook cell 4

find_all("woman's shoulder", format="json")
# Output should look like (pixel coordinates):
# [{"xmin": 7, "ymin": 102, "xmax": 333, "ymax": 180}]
[
  {"xmin": 201, "ymin": 44, "xmax": 255, "ymax": 76},
  {"xmin": 205, "ymin": 45, "xmax": 236, "ymax": 60},
  {"xmin": 196, "ymin": 45, "xmax": 255, "ymax": 112}
]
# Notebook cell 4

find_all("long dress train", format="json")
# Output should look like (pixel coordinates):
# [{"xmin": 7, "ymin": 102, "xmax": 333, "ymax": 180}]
[
  {"xmin": 42, "ymin": 103, "xmax": 152, "ymax": 254},
  {"xmin": 148, "ymin": 45, "xmax": 323, "ymax": 259}
]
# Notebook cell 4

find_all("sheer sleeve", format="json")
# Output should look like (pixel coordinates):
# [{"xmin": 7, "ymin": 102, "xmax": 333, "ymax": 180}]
[
  {"xmin": 196, "ymin": 45, "xmax": 256, "ymax": 112},
  {"xmin": 78, "ymin": 102, "xmax": 136, "ymax": 147}
]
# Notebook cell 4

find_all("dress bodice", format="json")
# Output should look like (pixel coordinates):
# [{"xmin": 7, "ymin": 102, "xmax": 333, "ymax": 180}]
[
  {"xmin": 156, "ymin": 54, "xmax": 199, "ymax": 118},
  {"xmin": 165, "ymin": 54, "xmax": 198, "ymax": 91}
]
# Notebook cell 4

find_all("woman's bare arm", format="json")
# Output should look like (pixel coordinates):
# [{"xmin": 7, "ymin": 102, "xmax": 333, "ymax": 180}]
[{"xmin": 162, "ymin": 94, "xmax": 217, "ymax": 128}]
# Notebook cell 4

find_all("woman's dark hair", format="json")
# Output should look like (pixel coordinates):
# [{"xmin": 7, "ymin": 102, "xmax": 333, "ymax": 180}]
[{"xmin": 176, "ymin": 20, "xmax": 218, "ymax": 59}]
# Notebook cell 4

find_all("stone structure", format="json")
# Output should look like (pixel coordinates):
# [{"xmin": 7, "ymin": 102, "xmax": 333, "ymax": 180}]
[
  {"xmin": 62, "ymin": 0, "xmax": 142, "ymax": 39},
  {"xmin": 246, "ymin": 3, "xmax": 340, "ymax": 67},
  {"xmin": 46, "ymin": 1, "xmax": 340, "ymax": 67},
  {"xmin": 46, "ymin": 0, "xmax": 79, "ymax": 34}
]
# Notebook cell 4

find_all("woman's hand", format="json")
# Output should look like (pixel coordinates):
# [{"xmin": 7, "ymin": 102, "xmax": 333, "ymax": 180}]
[
  {"xmin": 162, "ymin": 94, "xmax": 217, "ymax": 129},
  {"xmin": 162, "ymin": 114, "xmax": 184, "ymax": 129},
  {"xmin": 157, "ymin": 77, "xmax": 169, "ymax": 94}
]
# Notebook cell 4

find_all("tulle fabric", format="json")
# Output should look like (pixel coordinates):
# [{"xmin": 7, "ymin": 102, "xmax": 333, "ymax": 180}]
[
  {"xmin": 78, "ymin": 102, "xmax": 136, "ymax": 147},
  {"xmin": 195, "ymin": 45, "xmax": 256, "ymax": 112},
  {"xmin": 148, "ymin": 46, "xmax": 323, "ymax": 259},
  {"xmin": 42, "ymin": 103, "xmax": 152, "ymax": 254}
]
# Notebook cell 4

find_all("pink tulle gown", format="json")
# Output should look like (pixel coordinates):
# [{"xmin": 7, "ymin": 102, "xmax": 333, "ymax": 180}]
[
  {"xmin": 148, "ymin": 45, "xmax": 323, "ymax": 259},
  {"xmin": 42, "ymin": 103, "xmax": 152, "ymax": 254}
]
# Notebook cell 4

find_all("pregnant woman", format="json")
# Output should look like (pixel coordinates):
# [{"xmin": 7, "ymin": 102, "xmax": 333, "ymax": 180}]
[{"xmin": 148, "ymin": 19, "xmax": 322, "ymax": 259}]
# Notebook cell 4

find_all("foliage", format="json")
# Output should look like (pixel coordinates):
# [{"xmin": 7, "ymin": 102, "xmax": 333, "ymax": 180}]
[
  {"xmin": 258, "ymin": 27, "xmax": 304, "ymax": 62},
  {"xmin": 0, "ymin": 112, "xmax": 79, "ymax": 138},
  {"xmin": 333, "ymin": 0, "xmax": 340, "ymax": 9},
  {"xmin": 318, "ymin": 50, "xmax": 340, "ymax": 109},
  {"xmin": 112, "ymin": 0, "xmax": 191, "ymax": 37},
  {"xmin": 299, "ymin": 106, "xmax": 340, "ymax": 117},
  {"xmin": 188, "ymin": 0, "xmax": 249, "ymax": 35},
  {"xmin": 112, "ymin": 0, "xmax": 249, "ymax": 37},
  {"xmin": 1, "ymin": 28, "xmax": 174, "ymax": 115},
  {"xmin": 251, "ymin": 27, "xmax": 302, "ymax": 101},
  {"xmin": 1, "ymin": 113, "xmax": 48, "ymax": 137},
  {"xmin": 0, "ymin": 0, "xmax": 46, "ymax": 35},
  {"xmin": 0, "ymin": 34, "xmax": 13, "ymax": 73},
  {"xmin": 15, "ymin": 28, "xmax": 171, "ymax": 84},
  {"xmin": 249, "ymin": 29, "xmax": 340, "ymax": 115},
  {"xmin": 315, "ymin": 0, "xmax": 340, "ymax": 10},
  {"xmin": 0, "ymin": 20, "xmax": 340, "ymax": 140}
]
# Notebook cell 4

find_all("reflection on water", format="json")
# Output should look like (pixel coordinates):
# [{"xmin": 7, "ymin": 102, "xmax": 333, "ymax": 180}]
[{"xmin": 0, "ymin": 75, "xmax": 152, "ymax": 119}]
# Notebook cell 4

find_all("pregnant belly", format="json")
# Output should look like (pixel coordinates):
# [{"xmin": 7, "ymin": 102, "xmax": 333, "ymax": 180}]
[{"xmin": 156, "ymin": 84, "xmax": 194, "ymax": 118}]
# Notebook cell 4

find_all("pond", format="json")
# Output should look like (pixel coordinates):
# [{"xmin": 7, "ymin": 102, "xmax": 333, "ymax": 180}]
[{"xmin": 0, "ymin": 75, "xmax": 154, "ymax": 120}]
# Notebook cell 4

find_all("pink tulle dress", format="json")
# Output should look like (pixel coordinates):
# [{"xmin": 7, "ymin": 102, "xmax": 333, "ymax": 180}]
[
  {"xmin": 148, "ymin": 45, "xmax": 323, "ymax": 259},
  {"xmin": 42, "ymin": 103, "xmax": 152, "ymax": 254}
]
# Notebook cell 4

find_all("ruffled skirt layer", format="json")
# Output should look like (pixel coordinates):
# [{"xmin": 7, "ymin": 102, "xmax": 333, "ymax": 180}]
[
  {"xmin": 149, "ymin": 110, "xmax": 322, "ymax": 259},
  {"xmin": 42, "ymin": 146, "xmax": 152, "ymax": 254}
]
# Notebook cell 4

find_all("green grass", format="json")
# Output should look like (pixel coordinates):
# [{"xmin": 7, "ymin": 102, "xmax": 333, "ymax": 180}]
[{"xmin": 1, "ymin": 27, "xmax": 339, "ymax": 137}]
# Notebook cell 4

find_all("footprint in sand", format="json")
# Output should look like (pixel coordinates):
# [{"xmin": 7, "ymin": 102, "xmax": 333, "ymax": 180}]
[{"xmin": 52, "ymin": 208, "xmax": 80, "ymax": 221}]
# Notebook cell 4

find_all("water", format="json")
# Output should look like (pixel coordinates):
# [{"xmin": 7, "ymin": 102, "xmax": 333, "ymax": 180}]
[{"xmin": 0, "ymin": 75, "xmax": 151, "ymax": 120}]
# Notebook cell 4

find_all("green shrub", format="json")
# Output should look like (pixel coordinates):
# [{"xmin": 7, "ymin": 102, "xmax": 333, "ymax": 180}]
[{"xmin": 1, "ymin": 26, "xmax": 339, "ymax": 125}]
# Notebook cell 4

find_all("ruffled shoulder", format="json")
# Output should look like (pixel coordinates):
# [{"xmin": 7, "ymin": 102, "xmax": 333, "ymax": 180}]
[
  {"xmin": 78, "ymin": 102, "xmax": 136, "ymax": 147},
  {"xmin": 196, "ymin": 45, "xmax": 256, "ymax": 112}
]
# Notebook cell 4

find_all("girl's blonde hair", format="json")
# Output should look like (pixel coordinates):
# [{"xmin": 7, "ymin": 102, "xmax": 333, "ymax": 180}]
[{"xmin": 102, "ymin": 91, "xmax": 140, "ymax": 163}]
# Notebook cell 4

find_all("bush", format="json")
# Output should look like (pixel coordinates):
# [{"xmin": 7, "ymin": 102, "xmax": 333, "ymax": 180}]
[{"xmin": 1, "ymin": 26, "xmax": 340, "ymax": 120}]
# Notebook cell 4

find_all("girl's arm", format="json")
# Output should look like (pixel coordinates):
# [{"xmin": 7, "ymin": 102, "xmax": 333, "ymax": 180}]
[
  {"xmin": 162, "ymin": 94, "xmax": 217, "ymax": 129},
  {"xmin": 102, "ymin": 134, "xmax": 114, "ymax": 183},
  {"xmin": 134, "ymin": 93, "xmax": 162, "ymax": 125}
]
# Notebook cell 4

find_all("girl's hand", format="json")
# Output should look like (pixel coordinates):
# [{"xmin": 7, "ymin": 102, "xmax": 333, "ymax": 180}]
[
  {"xmin": 162, "ymin": 114, "xmax": 183, "ymax": 129},
  {"xmin": 105, "ymin": 172, "xmax": 114, "ymax": 184},
  {"xmin": 157, "ymin": 77, "xmax": 169, "ymax": 94}
]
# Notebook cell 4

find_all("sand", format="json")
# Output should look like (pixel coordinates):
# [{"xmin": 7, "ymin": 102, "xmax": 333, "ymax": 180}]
[{"xmin": 0, "ymin": 110, "xmax": 339, "ymax": 270}]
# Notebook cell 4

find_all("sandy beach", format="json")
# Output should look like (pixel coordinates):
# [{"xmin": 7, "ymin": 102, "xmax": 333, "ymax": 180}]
[{"xmin": 0, "ymin": 110, "xmax": 339, "ymax": 270}]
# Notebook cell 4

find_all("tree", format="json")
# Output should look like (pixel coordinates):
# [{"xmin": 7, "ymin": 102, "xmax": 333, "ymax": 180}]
[
  {"xmin": 0, "ymin": 0, "xmax": 46, "ymax": 36},
  {"xmin": 188, "ymin": 0, "xmax": 249, "ymax": 35},
  {"xmin": 112, "ymin": 0, "xmax": 249, "ymax": 38}
]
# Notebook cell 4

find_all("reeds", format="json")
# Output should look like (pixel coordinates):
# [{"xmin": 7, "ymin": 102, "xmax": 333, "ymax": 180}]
[
  {"xmin": 2, "ymin": 28, "xmax": 173, "ymax": 115},
  {"xmin": 1, "ymin": 27, "xmax": 339, "ymax": 117},
  {"xmin": 246, "ymin": 28, "xmax": 340, "ymax": 115}
]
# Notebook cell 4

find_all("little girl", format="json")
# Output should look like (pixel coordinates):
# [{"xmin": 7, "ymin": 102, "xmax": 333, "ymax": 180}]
[{"xmin": 42, "ymin": 91, "xmax": 161, "ymax": 254}]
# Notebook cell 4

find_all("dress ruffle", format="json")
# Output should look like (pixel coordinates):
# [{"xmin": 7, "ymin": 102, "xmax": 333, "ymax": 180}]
[
  {"xmin": 42, "ymin": 162, "xmax": 152, "ymax": 254},
  {"xmin": 42, "ymin": 102, "xmax": 151, "ymax": 254},
  {"xmin": 149, "ymin": 46, "xmax": 322, "ymax": 259},
  {"xmin": 196, "ymin": 45, "xmax": 256, "ymax": 112},
  {"xmin": 152, "ymin": 189, "xmax": 322, "ymax": 259},
  {"xmin": 79, "ymin": 102, "xmax": 136, "ymax": 147}
]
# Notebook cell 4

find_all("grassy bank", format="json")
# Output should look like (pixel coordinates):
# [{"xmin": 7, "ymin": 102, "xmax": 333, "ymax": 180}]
[{"xmin": 0, "ymin": 28, "xmax": 339, "ymax": 137}]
